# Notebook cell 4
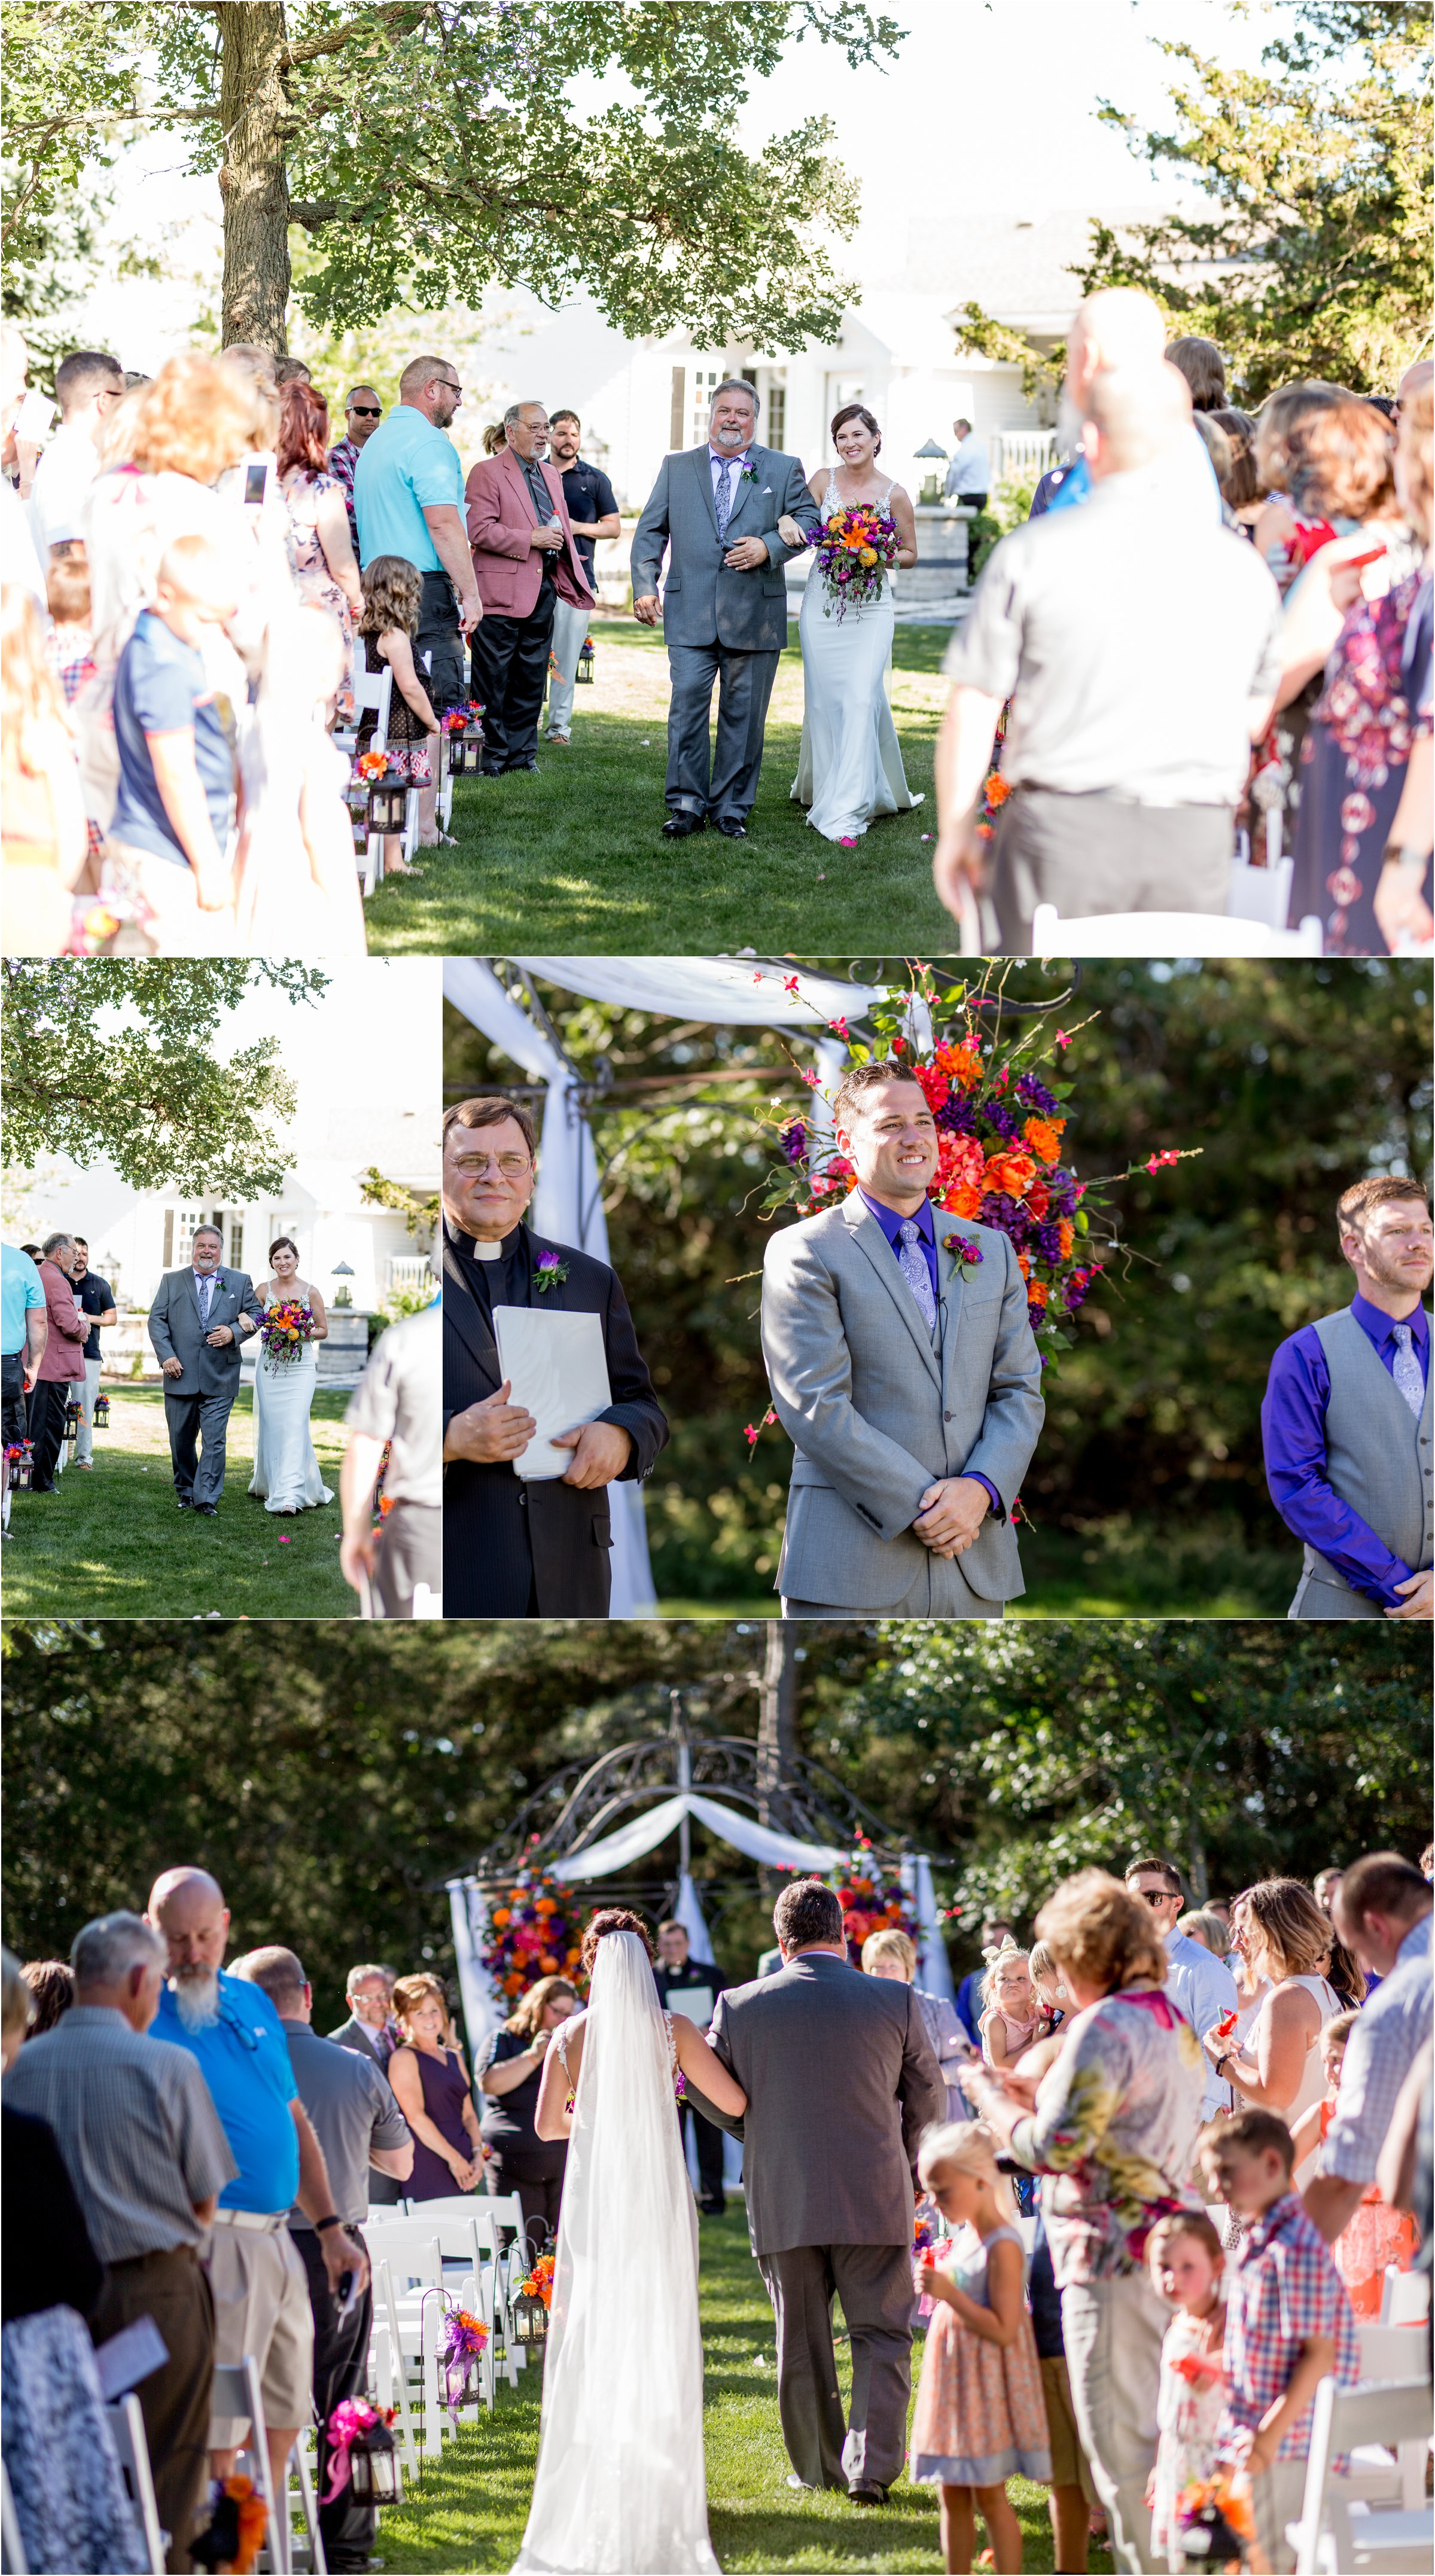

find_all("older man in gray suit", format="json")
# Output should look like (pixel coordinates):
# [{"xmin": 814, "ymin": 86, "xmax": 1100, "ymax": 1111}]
[
  {"xmin": 761, "ymin": 1058, "xmax": 1045, "ymax": 1616},
  {"xmin": 630, "ymin": 377, "xmax": 818, "ymax": 840},
  {"xmin": 147, "ymin": 1224, "xmax": 264, "ymax": 1514},
  {"xmin": 685, "ymin": 1877, "xmax": 945, "ymax": 2504}
]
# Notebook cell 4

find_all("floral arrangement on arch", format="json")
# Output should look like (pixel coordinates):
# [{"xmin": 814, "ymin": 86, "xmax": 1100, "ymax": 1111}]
[
  {"xmin": 821, "ymin": 1833, "xmax": 918, "ymax": 1959},
  {"xmin": 482, "ymin": 1859, "xmax": 586, "ymax": 1999},
  {"xmin": 759, "ymin": 962, "xmax": 1197, "ymax": 1368}
]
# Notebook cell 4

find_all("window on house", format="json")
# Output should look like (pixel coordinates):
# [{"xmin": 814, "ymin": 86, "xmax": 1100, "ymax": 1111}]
[
  {"xmin": 669, "ymin": 366, "xmax": 685, "ymax": 450},
  {"xmin": 766, "ymin": 380, "xmax": 786, "ymax": 452},
  {"xmin": 690, "ymin": 368, "xmax": 721, "ymax": 445},
  {"xmin": 227, "ymin": 1218, "xmax": 244, "ymax": 1272}
]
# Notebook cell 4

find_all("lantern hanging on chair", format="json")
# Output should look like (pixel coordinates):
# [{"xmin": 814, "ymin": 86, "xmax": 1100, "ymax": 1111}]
[
  {"xmin": 63, "ymin": 1397, "xmax": 81, "ymax": 1460},
  {"xmin": 6, "ymin": 1443, "xmax": 32, "ymax": 1490},
  {"xmin": 511, "ymin": 2282, "xmax": 549, "ymax": 2348},
  {"xmin": 368, "ymin": 777, "xmax": 409, "ymax": 834},
  {"xmin": 93, "ymin": 1389, "xmax": 111, "ymax": 1429},
  {"xmin": 345, "ymin": 2416, "xmax": 401, "ymax": 2505},
  {"xmin": 576, "ymin": 635, "xmax": 595, "ymax": 685}
]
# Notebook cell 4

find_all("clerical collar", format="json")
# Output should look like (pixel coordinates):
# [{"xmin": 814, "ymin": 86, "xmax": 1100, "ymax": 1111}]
[
  {"xmin": 450, "ymin": 1218, "xmax": 520, "ymax": 1262},
  {"xmin": 470, "ymin": 1239, "xmax": 502, "ymax": 1262}
]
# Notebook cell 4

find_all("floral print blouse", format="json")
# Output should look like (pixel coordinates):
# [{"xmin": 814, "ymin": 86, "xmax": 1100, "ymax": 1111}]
[{"xmin": 1009, "ymin": 1985, "xmax": 1206, "ymax": 2287}]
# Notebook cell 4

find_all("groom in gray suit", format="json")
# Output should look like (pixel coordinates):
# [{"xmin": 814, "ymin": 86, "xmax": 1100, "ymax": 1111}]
[
  {"xmin": 761, "ymin": 1059, "xmax": 1045, "ymax": 1615},
  {"xmin": 630, "ymin": 377, "xmax": 818, "ymax": 839},
  {"xmin": 147, "ymin": 1224, "xmax": 264, "ymax": 1514},
  {"xmin": 685, "ymin": 1877, "xmax": 945, "ymax": 2502}
]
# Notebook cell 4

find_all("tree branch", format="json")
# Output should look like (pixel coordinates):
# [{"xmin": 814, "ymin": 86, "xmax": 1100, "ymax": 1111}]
[{"xmin": 281, "ymin": 1, "xmax": 429, "ymax": 71}]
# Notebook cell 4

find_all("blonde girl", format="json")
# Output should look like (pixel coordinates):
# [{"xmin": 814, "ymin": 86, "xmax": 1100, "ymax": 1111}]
[
  {"xmin": 1147, "ymin": 2211, "xmax": 1227, "ymax": 2575},
  {"xmin": 355, "ymin": 553, "xmax": 441, "ymax": 876},
  {"xmin": 979, "ymin": 1938, "xmax": 1040, "ymax": 2069},
  {"xmin": 910, "ymin": 2121, "xmax": 1050, "ymax": 2573}
]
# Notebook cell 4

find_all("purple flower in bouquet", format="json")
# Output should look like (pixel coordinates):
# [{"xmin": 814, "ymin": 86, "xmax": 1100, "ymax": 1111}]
[
  {"xmin": 1015, "ymin": 1072, "xmax": 1059, "ymax": 1115},
  {"xmin": 1034, "ymin": 1220, "xmax": 1064, "ymax": 1264},
  {"xmin": 982, "ymin": 1099, "xmax": 1020, "ymax": 1143},
  {"xmin": 981, "ymin": 1190, "xmax": 1032, "ymax": 1249},
  {"xmin": 781, "ymin": 1118, "xmax": 808, "ymax": 1165},
  {"xmin": 934, "ymin": 1093, "xmax": 979, "ymax": 1136}
]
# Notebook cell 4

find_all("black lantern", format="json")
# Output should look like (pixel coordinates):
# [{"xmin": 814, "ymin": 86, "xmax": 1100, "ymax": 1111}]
[
  {"xmin": 575, "ymin": 636, "xmax": 595, "ymax": 685},
  {"xmin": 511, "ymin": 2286, "xmax": 549, "ymax": 2349},
  {"xmin": 64, "ymin": 1397, "xmax": 81, "ymax": 1459},
  {"xmin": 93, "ymin": 1390, "xmax": 111, "ymax": 1429},
  {"xmin": 8, "ymin": 1444, "xmax": 33, "ymax": 1490},
  {"xmin": 367, "ymin": 778, "xmax": 409, "ymax": 834},
  {"xmin": 450, "ymin": 723, "xmax": 485, "ymax": 774},
  {"xmin": 345, "ymin": 2419, "xmax": 401, "ymax": 2505}
]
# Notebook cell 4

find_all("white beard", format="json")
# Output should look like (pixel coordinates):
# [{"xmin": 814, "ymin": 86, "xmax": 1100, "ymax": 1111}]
[{"xmin": 172, "ymin": 1967, "xmax": 220, "ymax": 2031}]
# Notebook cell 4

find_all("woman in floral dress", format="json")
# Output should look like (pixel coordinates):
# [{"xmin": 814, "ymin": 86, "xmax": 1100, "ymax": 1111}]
[{"xmin": 276, "ymin": 380, "xmax": 361, "ymax": 724}]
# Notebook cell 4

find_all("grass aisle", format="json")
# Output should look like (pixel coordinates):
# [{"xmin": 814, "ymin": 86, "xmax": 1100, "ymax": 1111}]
[
  {"xmin": 372, "ymin": 2210, "xmax": 1114, "ymax": 2573},
  {"xmin": 2, "ymin": 1385, "xmax": 354, "ymax": 1617},
  {"xmin": 362, "ymin": 623, "xmax": 956, "ymax": 956}
]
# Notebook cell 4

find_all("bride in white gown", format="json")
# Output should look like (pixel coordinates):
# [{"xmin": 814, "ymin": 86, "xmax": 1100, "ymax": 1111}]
[
  {"xmin": 787, "ymin": 403, "xmax": 923, "ymax": 846},
  {"xmin": 514, "ymin": 1913, "xmax": 748, "ymax": 2575},
  {"xmin": 248, "ymin": 1236, "xmax": 334, "ymax": 1515}
]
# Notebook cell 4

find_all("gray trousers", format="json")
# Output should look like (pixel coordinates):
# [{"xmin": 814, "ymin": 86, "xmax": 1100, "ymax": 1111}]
[
  {"xmin": 164, "ymin": 1385, "xmax": 237, "ymax": 1505},
  {"xmin": 993, "ymin": 788, "xmax": 1231, "ymax": 953},
  {"xmin": 666, "ymin": 640, "xmax": 779, "ymax": 825},
  {"xmin": 782, "ymin": 1556, "xmax": 1004, "ymax": 1618},
  {"xmin": 370, "ymin": 1499, "xmax": 443, "ymax": 1618},
  {"xmin": 1288, "ymin": 1566, "xmax": 1384, "ymax": 1618},
  {"xmin": 74, "ymin": 1355, "xmax": 102, "ymax": 1462},
  {"xmin": 1060, "ymin": 2273, "xmax": 1166, "ymax": 2575},
  {"xmin": 758, "ymin": 2240, "xmax": 913, "ymax": 2493}
]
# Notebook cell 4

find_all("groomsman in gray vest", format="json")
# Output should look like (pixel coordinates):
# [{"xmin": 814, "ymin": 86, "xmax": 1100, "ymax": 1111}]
[
  {"xmin": 1262, "ymin": 1175, "xmax": 1432, "ymax": 1620},
  {"xmin": 760, "ymin": 1059, "xmax": 1045, "ymax": 1616},
  {"xmin": 630, "ymin": 377, "xmax": 817, "ymax": 840}
]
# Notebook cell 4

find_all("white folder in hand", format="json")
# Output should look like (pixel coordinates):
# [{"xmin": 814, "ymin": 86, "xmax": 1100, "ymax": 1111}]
[{"xmin": 493, "ymin": 1306, "xmax": 613, "ymax": 1481}]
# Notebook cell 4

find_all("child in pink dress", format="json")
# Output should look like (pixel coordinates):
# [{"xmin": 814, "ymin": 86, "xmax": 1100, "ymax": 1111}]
[
  {"xmin": 1147, "ymin": 2211, "xmax": 1228, "ymax": 2576},
  {"xmin": 911, "ymin": 2120, "xmax": 1050, "ymax": 2575},
  {"xmin": 979, "ymin": 1940, "xmax": 1041, "ymax": 2069}
]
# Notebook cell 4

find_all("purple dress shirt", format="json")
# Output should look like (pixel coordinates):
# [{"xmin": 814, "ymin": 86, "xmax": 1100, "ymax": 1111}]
[
  {"xmin": 1261, "ymin": 1292, "xmax": 1431, "ymax": 1606},
  {"xmin": 856, "ymin": 1189, "xmax": 1003, "ymax": 1522}
]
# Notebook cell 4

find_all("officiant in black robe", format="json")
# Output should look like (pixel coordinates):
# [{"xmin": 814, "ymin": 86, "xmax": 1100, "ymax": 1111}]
[{"xmin": 442, "ymin": 1097, "xmax": 668, "ymax": 1617}]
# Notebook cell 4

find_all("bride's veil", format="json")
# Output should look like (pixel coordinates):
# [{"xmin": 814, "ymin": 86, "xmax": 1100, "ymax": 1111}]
[{"xmin": 512, "ymin": 1928, "xmax": 717, "ymax": 2574}]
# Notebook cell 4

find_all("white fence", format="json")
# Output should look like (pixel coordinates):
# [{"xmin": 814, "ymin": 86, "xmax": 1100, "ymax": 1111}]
[{"xmin": 990, "ymin": 429, "xmax": 1059, "ymax": 485}]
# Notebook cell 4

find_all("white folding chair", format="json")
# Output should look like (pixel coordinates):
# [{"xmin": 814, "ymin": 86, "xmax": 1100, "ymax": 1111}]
[
  {"xmin": 0, "ymin": 2458, "xmax": 29, "ymax": 2576},
  {"xmin": 365, "ymin": 2233, "xmax": 447, "ymax": 2456},
  {"xmin": 209, "ymin": 2356, "xmax": 287, "ymax": 2575},
  {"xmin": 1382, "ymin": 2266, "xmax": 1432, "ymax": 2327},
  {"xmin": 1030, "ymin": 901, "xmax": 1324, "ymax": 958},
  {"xmin": 1358, "ymin": 2320, "xmax": 1433, "ymax": 2385},
  {"xmin": 285, "ymin": 2431, "xmax": 327, "ymax": 2575},
  {"xmin": 1289, "ymin": 2376, "xmax": 1434, "ymax": 2574},
  {"xmin": 105, "ymin": 2394, "xmax": 167, "ymax": 2575},
  {"xmin": 1227, "ymin": 852, "xmax": 1294, "ymax": 930},
  {"xmin": 348, "ymin": 660, "xmax": 392, "ymax": 897},
  {"xmin": 437, "ymin": 725, "xmax": 455, "ymax": 834},
  {"xmin": 367, "ymin": 2273, "xmax": 420, "ymax": 2479}
]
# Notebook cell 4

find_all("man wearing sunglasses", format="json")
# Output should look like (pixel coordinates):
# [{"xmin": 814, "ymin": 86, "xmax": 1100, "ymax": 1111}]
[
  {"xmin": 1125, "ymin": 1855, "xmax": 1237, "ymax": 2119},
  {"xmin": 327, "ymin": 383, "xmax": 383, "ymax": 550},
  {"xmin": 354, "ymin": 353, "xmax": 483, "ymax": 837}
]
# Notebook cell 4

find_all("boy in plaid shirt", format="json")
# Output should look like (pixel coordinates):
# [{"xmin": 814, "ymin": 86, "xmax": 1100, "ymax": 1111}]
[{"xmin": 1202, "ymin": 2109, "xmax": 1360, "ymax": 2574}]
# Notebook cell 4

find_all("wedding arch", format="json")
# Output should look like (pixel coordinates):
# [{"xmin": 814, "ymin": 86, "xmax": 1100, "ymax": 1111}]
[
  {"xmin": 446, "ymin": 1709, "xmax": 956, "ymax": 2057},
  {"xmin": 441, "ymin": 957, "xmax": 931, "ymax": 1611}
]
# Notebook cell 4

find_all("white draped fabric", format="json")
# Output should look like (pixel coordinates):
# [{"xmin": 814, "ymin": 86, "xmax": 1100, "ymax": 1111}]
[{"xmin": 447, "ymin": 1791, "xmax": 952, "ymax": 2047}]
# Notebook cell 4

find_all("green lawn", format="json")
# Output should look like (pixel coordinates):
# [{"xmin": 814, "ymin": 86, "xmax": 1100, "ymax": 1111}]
[
  {"xmin": 371, "ymin": 2208, "xmax": 1113, "ymax": 2573},
  {"xmin": 2, "ymin": 1384, "xmax": 354, "ymax": 1618},
  {"xmin": 362, "ymin": 619, "xmax": 956, "ymax": 956}
]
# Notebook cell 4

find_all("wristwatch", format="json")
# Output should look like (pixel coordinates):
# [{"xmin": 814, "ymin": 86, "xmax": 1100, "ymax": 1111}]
[
  {"xmin": 315, "ymin": 2214, "xmax": 343, "ymax": 2233},
  {"xmin": 1382, "ymin": 840, "xmax": 1430, "ymax": 880}
]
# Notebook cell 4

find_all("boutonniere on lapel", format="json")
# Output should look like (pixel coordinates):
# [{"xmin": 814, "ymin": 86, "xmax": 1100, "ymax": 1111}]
[
  {"xmin": 534, "ymin": 1251, "xmax": 569, "ymax": 1294},
  {"xmin": 942, "ymin": 1234, "xmax": 985, "ymax": 1282},
  {"xmin": 739, "ymin": 463, "xmax": 758, "ymax": 484}
]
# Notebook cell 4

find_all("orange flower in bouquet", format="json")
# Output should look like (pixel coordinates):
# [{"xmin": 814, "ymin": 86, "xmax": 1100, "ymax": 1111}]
[{"xmin": 1022, "ymin": 1115, "xmax": 1066, "ymax": 1166}]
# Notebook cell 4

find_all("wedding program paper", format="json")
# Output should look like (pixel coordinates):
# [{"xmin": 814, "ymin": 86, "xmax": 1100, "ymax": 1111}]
[{"xmin": 493, "ymin": 1306, "xmax": 614, "ymax": 1481}]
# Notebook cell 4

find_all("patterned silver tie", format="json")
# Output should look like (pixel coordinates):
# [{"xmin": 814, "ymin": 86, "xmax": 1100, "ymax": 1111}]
[
  {"xmin": 897, "ymin": 1220, "xmax": 937, "ymax": 1330},
  {"xmin": 714, "ymin": 457, "xmax": 735, "ymax": 541},
  {"xmin": 197, "ymin": 1270, "xmax": 214, "ymax": 1327},
  {"xmin": 1391, "ymin": 1322, "xmax": 1425, "ymax": 1420}
]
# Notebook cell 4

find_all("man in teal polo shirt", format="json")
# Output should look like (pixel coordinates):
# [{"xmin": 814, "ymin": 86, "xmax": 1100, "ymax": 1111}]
[
  {"xmin": 2, "ymin": 1240, "xmax": 47, "ymax": 1459},
  {"xmin": 147, "ymin": 1867, "xmax": 370, "ymax": 2505},
  {"xmin": 354, "ymin": 352, "xmax": 482, "ymax": 842}
]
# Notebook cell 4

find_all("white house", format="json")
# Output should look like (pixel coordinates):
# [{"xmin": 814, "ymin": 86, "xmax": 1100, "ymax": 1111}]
[{"xmin": 450, "ymin": 205, "xmax": 1160, "ymax": 515}]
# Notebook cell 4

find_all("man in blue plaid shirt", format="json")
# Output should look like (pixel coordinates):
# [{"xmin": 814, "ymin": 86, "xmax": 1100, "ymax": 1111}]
[
  {"xmin": 1203, "ymin": 2109, "xmax": 1360, "ymax": 2573},
  {"xmin": 1304, "ymin": 1852, "xmax": 1432, "ymax": 2249}
]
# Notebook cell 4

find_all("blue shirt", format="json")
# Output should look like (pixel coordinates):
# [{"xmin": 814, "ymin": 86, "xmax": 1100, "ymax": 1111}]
[
  {"xmin": 1163, "ymin": 1926, "xmax": 1239, "ymax": 2119},
  {"xmin": 111, "ymin": 611, "xmax": 236, "ymax": 868},
  {"xmin": 2, "ymin": 1245, "xmax": 45, "ymax": 1357},
  {"xmin": 955, "ymin": 1966, "xmax": 985, "ymax": 2048},
  {"xmin": 153, "ymin": 1968, "xmax": 300, "ymax": 2214},
  {"xmin": 354, "ymin": 404, "xmax": 465, "ymax": 571},
  {"xmin": 857, "ymin": 1190, "xmax": 1000, "ymax": 1517},
  {"xmin": 1262, "ymin": 1294, "xmax": 1431, "ymax": 1607}
]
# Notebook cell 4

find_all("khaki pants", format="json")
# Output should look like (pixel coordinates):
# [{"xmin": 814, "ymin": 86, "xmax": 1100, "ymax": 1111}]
[
  {"xmin": 90, "ymin": 2243, "xmax": 214, "ymax": 2575},
  {"xmin": 371, "ymin": 1498, "xmax": 443, "ymax": 1617},
  {"xmin": 1247, "ymin": 2458, "xmax": 1309, "ymax": 2575},
  {"xmin": 544, "ymin": 596, "xmax": 590, "ymax": 738},
  {"xmin": 204, "ymin": 2221, "xmax": 314, "ymax": 2446},
  {"xmin": 1061, "ymin": 2273, "xmax": 1167, "ymax": 2575}
]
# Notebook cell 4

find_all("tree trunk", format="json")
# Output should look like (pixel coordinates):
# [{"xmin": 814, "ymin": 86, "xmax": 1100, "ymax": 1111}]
[
  {"xmin": 755, "ymin": 1621, "xmax": 799, "ymax": 1830},
  {"xmin": 217, "ymin": 4, "xmax": 291, "ymax": 352}
]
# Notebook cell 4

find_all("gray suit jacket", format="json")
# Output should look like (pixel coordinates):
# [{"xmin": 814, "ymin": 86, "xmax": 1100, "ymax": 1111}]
[
  {"xmin": 630, "ymin": 443, "xmax": 818, "ymax": 653},
  {"xmin": 147, "ymin": 1266, "xmax": 265, "ymax": 1398},
  {"xmin": 691, "ymin": 1950, "xmax": 945, "ymax": 2258},
  {"xmin": 760, "ymin": 1195, "xmax": 1044, "ymax": 1609},
  {"xmin": 328, "ymin": 2014, "xmax": 389, "ymax": 2066}
]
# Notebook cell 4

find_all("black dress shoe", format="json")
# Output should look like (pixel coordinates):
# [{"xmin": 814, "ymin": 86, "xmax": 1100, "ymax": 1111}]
[
  {"xmin": 29, "ymin": 1481, "xmax": 59, "ymax": 1495},
  {"xmin": 699, "ymin": 2197, "xmax": 726, "ymax": 2216},
  {"xmin": 714, "ymin": 817, "xmax": 748, "ymax": 838},
  {"xmin": 194, "ymin": 1501, "xmax": 218, "ymax": 1517},
  {"xmin": 662, "ymin": 812, "xmax": 705, "ymax": 839},
  {"xmin": 848, "ymin": 2482, "xmax": 889, "ymax": 2505},
  {"xmin": 504, "ymin": 756, "xmax": 538, "ymax": 773},
  {"xmin": 176, "ymin": 1496, "xmax": 193, "ymax": 1511},
  {"xmin": 480, "ymin": 761, "xmax": 505, "ymax": 777}
]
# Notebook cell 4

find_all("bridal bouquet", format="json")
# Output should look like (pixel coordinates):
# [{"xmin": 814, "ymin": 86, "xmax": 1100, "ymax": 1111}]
[
  {"xmin": 806, "ymin": 504, "xmax": 900, "ymax": 620},
  {"xmin": 759, "ymin": 961, "xmax": 1199, "ymax": 1375},
  {"xmin": 259, "ymin": 1301, "xmax": 316, "ymax": 1365}
]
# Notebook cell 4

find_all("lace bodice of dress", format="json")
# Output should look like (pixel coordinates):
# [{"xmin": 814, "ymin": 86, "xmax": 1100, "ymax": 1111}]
[{"xmin": 822, "ymin": 470, "xmax": 895, "ymax": 522}]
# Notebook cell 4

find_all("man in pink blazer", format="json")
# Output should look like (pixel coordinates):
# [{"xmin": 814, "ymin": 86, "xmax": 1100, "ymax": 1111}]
[{"xmin": 465, "ymin": 401, "xmax": 594, "ymax": 773}]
